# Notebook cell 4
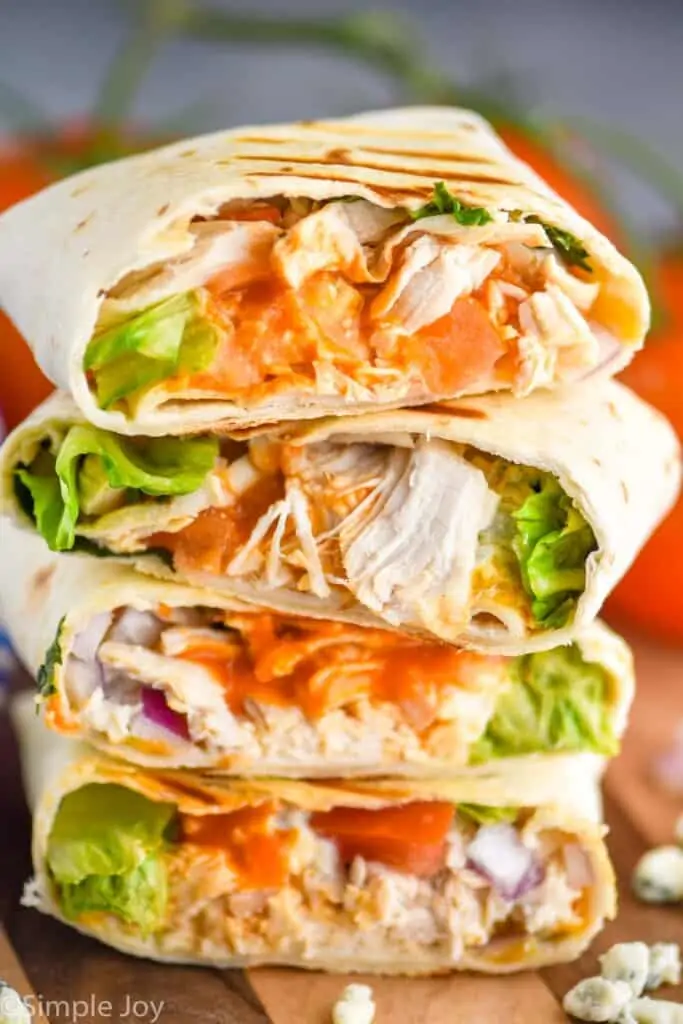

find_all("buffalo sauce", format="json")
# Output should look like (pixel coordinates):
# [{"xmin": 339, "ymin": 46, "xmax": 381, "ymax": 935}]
[
  {"xmin": 180, "ymin": 798, "xmax": 454, "ymax": 886},
  {"xmin": 182, "ymin": 272, "xmax": 370, "ymax": 397},
  {"xmin": 146, "ymin": 471, "xmax": 285, "ymax": 576},
  {"xmin": 175, "ymin": 613, "xmax": 505, "ymax": 725},
  {"xmin": 181, "ymin": 802, "xmax": 295, "ymax": 890}
]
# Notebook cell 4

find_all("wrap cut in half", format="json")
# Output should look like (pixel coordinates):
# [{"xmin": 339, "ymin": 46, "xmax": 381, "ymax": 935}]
[
  {"xmin": 0, "ymin": 520, "xmax": 633, "ymax": 776},
  {"xmin": 2, "ymin": 382, "xmax": 679, "ymax": 653},
  {"xmin": 12, "ymin": 694, "xmax": 614, "ymax": 974},
  {"xmin": 0, "ymin": 106, "xmax": 649, "ymax": 436}
]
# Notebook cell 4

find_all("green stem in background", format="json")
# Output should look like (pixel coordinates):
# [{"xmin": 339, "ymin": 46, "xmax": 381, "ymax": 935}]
[
  {"xmin": 95, "ymin": 0, "xmax": 185, "ymax": 127},
  {"xmin": 0, "ymin": 78, "xmax": 53, "ymax": 135},
  {"xmin": 164, "ymin": 7, "xmax": 452, "ymax": 101}
]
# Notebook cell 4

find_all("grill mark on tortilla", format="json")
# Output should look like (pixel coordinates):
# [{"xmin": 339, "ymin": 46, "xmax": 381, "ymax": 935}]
[
  {"xmin": 230, "ymin": 150, "xmax": 514, "ymax": 187},
  {"xmin": 241, "ymin": 167, "xmax": 431, "ymax": 198},
  {"xmin": 295, "ymin": 121, "xmax": 477, "ymax": 138},
  {"xmin": 74, "ymin": 214, "xmax": 94, "ymax": 233},
  {"xmin": 362, "ymin": 145, "xmax": 500, "ymax": 164},
  {"xmin": 157, "ymin": 202, "xmax": 170, "ymax": 216},
  {"xmin": 325, "ymin": 145, "xmax": 501, "ymax": 168},
  {"xmin": 238, "ymin": 136, "xmax": 290, "ymax": 145},
  {"xmin": 326, "ymin": 151, "xmax": 513, "ymax": 184}
]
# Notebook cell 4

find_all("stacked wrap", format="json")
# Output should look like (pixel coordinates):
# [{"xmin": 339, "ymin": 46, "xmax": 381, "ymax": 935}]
[{"xmin": 0, "ymin": 106, "xmax": 680, "ymax": 976}]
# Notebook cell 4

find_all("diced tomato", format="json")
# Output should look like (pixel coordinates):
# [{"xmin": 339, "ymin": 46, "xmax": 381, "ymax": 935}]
[
  {"xmin": 408, "ymin": 297, "xmax": 506, "ymax": 395},
  {"xmin": 181, "ymin": 803, "xmax": 294, "ymax": 889},
  {"xmin": 189, "ymin": 272, "xmax": 370, "ymax": 397},
  {"xmin": 186, "ymin": 282, "xmax": 316, "ymax": 394},
  {"xmin": 311, "ymin": 801, "xmax": 453, "ymax": 877}
]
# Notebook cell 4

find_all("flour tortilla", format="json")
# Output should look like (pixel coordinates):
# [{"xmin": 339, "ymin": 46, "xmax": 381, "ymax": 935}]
[
  {"xmin": 2, "ymin": 381, "xmax": 678, "ymax": 653},
  {"xmin": 12, "ymin": 693, "xmax": 614, "ymax": 974},
  {"xmin": 0, "ymin": 521, "xmax": 633, "ymax": 775},
  {"xmin": 0, "ymin": 107, "xmax": 648, "ymax": 436}
]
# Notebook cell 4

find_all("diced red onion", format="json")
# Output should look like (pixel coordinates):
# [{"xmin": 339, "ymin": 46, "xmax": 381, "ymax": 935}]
[
  {"xmin": 71, "ymin": 612, "xmax": 112, "ymax": 662},
  {"xmin": 141, "ymin": 687, "xmax": 191, "ymax": 740},
  {"xmin": 466, "ymin": 824, "xmax": 544, "ymax": 900}
]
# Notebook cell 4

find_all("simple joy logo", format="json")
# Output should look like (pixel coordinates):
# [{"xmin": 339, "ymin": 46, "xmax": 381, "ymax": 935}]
[{"xmin": 0, "ymin": 989, "xmax": 166, "ymax": 1022}]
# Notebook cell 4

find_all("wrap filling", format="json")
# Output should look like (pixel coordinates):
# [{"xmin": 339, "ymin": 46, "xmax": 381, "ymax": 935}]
[
  {"xmin": 46, "ymin": 784, "xmax": 598, "ymax": 965},
  {"xmin": 83, "ymin": 187, "xmax": 615, "ymax": 415},
  {"xmin": 43, "ymin": 606, "xmax": 618, "ymax": 770},
  {"xmin": 15, "ymin": 425, "xmax": 597, "ymax": 638}
]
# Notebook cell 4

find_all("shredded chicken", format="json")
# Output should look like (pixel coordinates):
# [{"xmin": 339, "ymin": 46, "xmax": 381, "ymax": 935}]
[
  {"xmin": 59, "ymin": 606, "xmax": 509, "ymax": 771},
  {"xmin": 106, "ymin": 220, "xmax": 279, "ymax": 315},
  {"xmin": 272, "ymin": 200, "xmax": 403, "ymax": 287},
  {"xmin": 338, "ymin": 440, "xmax": 499, "ymax": 632},
  {"xmin": 515, "ymin": 284, "xmax": 599, "ymax": 395},
  {"xmin": 371, "ymin": 235, "xmax": 501, "ymax": 333}
]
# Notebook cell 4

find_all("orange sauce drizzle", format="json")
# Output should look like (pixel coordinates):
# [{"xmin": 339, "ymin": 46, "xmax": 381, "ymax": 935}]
[{"xmin": 175, "ymin": 614, "xmax": 504, "ymax": 724}]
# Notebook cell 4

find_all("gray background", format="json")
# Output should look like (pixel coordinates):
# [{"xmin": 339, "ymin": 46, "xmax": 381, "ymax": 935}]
[{"xmin": 1, "ymin": 0, "xmax": 682, "ymax": 233}]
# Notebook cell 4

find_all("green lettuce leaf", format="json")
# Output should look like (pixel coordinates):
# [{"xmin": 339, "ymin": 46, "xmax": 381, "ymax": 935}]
[
  {"xmin": 512, "ymin": 477, "xmax": 596, "ymax": 627},
  {"xmin": 15, "ymin": 467, "xmax": 63, "ymax": 549},
  {"xmin": 85, "ymin": 292, "xmax": 220, "ymax": 408},
  {"xmin": 59, "ymin": 857, "xmax": 167, "ymax": 935},
  {"xmin": 458, "ymin": 804, "xmax": 519, "ymax": 826},
  {"xmin": 470, "ymin": 645, "xmax": 617, "ymax": 764},
  {"xmin": 15, "ymin": 425, "xmax": 218, "ymax": 551},
  {"xmin": 47, "ymin": 784, "xmax": 176, "ymax": 935}
]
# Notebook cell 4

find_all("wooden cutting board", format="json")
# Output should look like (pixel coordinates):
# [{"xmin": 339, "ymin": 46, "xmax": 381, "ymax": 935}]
[{"xmin": 1, "ymin": 634, "xmax": 682, "ymax": 1023}]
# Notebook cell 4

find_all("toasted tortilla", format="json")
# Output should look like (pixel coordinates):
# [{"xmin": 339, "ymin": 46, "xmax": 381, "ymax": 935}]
[
  {"xmin": 12, "ymin": 693, "xmax": 614, "ymax": 974},
  {"xmin": 2, "ymin": 381, "xmax": 679, "ymax": 654},
  {"xmin": 0, "ymin": 107, "xmax": 648, "ymax": 435},
  {"xmin": 0, "ymin": 520, "xmax": 633, "ymax": 775}
]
